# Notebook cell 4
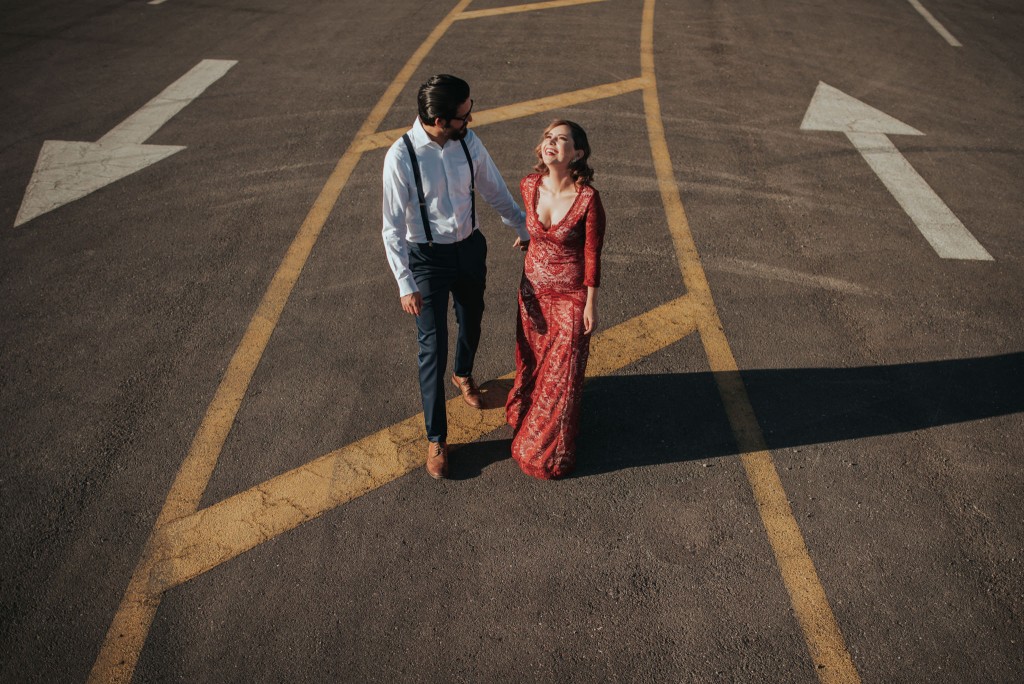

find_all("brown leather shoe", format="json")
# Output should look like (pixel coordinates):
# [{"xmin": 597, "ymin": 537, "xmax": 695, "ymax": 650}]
[
  {"xmin": 451, "ymin": 374, "xmax": 483, "ymax": 409},
  {"xmin": 426, "ymin": 441, "xmax": 448, "ymax": 480}
]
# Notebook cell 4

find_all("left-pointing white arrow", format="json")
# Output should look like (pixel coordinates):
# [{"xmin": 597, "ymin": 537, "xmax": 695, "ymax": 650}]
[{"xmin": 15, "ymin": 59, "xmax": 237, "ymax": 227}]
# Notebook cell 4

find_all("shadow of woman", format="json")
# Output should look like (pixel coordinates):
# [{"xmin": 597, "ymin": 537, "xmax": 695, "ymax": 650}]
[
  {"xmin": 449, "ymin": 352, "xmax": 1024, "ymax": 480},
  {"xmin": 574, "ymin": 351, "xmax": 1024, "ymax": 477}
]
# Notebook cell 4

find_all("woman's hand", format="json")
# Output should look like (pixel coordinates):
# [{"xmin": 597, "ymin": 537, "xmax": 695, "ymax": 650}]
[
  {"xmin": 513, "ymin": 237, "xmax": 530, "ymax": 251},
  {"xmin": 583, "ymin": 287, "xmax": 598, "ymax": 334}
]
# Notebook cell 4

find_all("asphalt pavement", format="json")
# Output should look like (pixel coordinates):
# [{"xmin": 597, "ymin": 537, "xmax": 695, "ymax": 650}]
[{"xmin": 1, "ymin": 0, "xmax": 1022, "ymax": 682}]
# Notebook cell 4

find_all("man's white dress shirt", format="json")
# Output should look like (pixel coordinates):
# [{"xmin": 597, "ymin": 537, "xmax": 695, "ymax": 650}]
[{"xmin": 382, "ymin": 119, "xmax": 529, "ymax": 296}]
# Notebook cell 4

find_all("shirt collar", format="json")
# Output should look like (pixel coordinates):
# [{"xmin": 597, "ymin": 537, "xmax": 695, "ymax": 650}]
[
  {"xmin": 409, "ymin": 118, "xmax": 475, "ymax": 150},
  {"xmin": 409, "ymin": 118, "xmax": 438, "ymax": 150}
]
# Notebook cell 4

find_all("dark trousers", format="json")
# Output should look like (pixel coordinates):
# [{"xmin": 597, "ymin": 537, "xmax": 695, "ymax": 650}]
[{"xmin": 408, "ymin": 230, "xmax": 487, "ymax": 443}]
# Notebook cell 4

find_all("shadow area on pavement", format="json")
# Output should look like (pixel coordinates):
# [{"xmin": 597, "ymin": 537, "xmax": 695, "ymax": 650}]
[{"xmin": 451, "ymin": 352, "xmax": 1024, "ymax": 479}]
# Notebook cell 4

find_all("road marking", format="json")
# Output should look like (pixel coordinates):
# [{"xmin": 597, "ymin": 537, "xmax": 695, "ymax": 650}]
[
  {"xmin": 89, "ymin": 0, "xmax": 650, "ymax": 679},
  {"xmin": 144, "ymin": 296, "xmax": 699, "ymax": 590},
  {"xmin": 358, "ymin": 77, "xmax": 646, "ymax": 152},
  {"xmin": 907, "ymin": 0, "xmax": 962, "ymax": 47},
  {"xmin": 709, "ymin": 257, "xmax": 875, "ymax": 296},
  {"xmin": 800, "ymin": 82, "xmax": 922, "ymax": 136},
  {"xmin": 99, "ymin": 60, "xmax": 237, "ymax": 145},
  {"xmin": 90, "ymin": 1, "xmax": 861, "ymax": 681},
  {"xmin": 85, "ymin": 1, "xmax": 476, "ymax": 680},
  {"xmin": 15, "ymin": 59, "xmax": 236, "ymax": 227},
  {"xmin": 458, "ymin": 0, "xmax": 605, "ymax": 20},
  {"xmin": 801, "ymin": 82, "xmax": 991, "ymax": 261},
  {"xmin": 642, "ymin": 2, "xmax": 861, "ymax": 682},
  {"xmin": 847, "ymin": 132, "xmax": 991, "ymax": 259}
]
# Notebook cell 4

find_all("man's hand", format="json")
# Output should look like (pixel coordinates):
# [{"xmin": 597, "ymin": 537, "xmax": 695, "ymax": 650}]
[
  {"xmin": 513, "ymin": 237, "xmax": 530, "ymax": 251},
  {"xmin": 401, "ymin": 292, "xmax": 423, "ymax": 316}
]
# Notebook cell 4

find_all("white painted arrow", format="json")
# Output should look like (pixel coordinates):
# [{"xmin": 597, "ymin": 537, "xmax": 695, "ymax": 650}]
[
  {"xmin": 15, "ymin": 59, "xmax": 237, "ymax": 227},
  {"xmin": 801, "ymin": 82, "xmax": 991, "ymax": 261}
]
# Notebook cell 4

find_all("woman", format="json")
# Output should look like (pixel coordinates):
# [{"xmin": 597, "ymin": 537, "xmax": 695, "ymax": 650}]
[{"xmin": 506, "ymin": 120, "xmax": 606, "ymax": 479}]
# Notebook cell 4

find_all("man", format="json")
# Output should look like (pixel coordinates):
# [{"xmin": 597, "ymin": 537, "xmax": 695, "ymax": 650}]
[{"xmin": 382, "ymin": 74, "xmax": 529, "ymax": 480}]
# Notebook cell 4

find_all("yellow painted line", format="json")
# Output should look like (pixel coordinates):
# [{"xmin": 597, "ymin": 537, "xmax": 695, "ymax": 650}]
[
  {"xmin": 640, "ymin": 0, "xmax": 861, "ymax": 682},
  {"xmin": 87, "ymin": 2, "xmax": 476, "ymax": 682},
  {"xmin": 90, "ymin": 22, "xmax": 647, "ymax": 682},
  {"xmin": 458, "ymin": 0, "xmax": 606, "ymax": 21},
  {"xmin": 358, "ymin": 77, "xmax": 647, "ymax": 153},
  {"xmin": 145, "ymin": 295, "xmax": 700, "ymax": 590},
  {"xmin": 89, "ymin": 0, "xmax": 861, "ymax": 681}
]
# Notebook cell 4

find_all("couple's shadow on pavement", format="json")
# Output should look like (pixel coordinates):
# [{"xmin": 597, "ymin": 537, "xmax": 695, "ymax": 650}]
[{"xmin": 449, "ymin": 352, "xmax": 1024, "ymax": 479}]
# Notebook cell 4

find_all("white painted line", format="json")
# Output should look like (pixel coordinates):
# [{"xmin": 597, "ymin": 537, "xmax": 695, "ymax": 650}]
[
  {"xmin": 801, "ymin": 82, "xmax": 923, "ymax": 136},
  {"xmin": 907, "ymin": 0, "xmax": 962, "ymax": 47},
  {"xmin": 148, "ymin": 0, "xmax": 168, "ymax": 5},
  {"xmin": 15, "ymin": 59, "xmax": 236, "ymax": 227},
  {"xmin": 15, "ymin": 141, "xmax": 185, "ymax": 228},
  {"xmin": 802, "ymin": 82, "xmax": 991, "ymax": 261},
  {"xmin": 846, "ymin": 132, "xmax": 990, "ymax": 259},
  {"xmin": 100, "ymin": 59, "xmax": 236, "ymax": 145}
]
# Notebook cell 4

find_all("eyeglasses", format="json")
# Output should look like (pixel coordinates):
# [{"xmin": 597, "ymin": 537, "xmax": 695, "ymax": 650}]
[{"xmin": 448, "ymin": 99, "xmax": 474, "ymax": 125}]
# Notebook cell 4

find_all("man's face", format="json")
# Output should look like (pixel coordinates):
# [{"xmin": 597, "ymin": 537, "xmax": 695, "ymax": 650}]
[{"xmin": 445, "ymin": 97, "xmax": 473, "ymax": 141}]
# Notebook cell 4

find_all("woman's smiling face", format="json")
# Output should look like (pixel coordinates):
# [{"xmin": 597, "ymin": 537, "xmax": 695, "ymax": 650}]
[{"xmin": 541, "ymin": 124, "xmax": 580, "ymax": 166}]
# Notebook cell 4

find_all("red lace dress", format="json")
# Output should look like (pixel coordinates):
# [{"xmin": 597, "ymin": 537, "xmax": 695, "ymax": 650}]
[{"xmin": 505, "ymin": 173, "xmax": 606, "ymax": 479}]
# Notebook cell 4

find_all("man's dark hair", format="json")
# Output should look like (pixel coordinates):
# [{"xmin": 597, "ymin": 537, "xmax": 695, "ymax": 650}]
[{"xmin": 417, "ymin": 74, "xmax": 471, "ymax": 126}]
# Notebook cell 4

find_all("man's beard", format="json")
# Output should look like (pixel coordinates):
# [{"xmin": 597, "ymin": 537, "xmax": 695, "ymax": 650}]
[{"xmin": 447, "ymin": 124, "xmax": 468, "ymax": 141}]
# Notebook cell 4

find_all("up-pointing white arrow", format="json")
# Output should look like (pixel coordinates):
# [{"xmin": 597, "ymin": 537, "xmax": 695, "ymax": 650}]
[
  {"xmin": 15, "ymin": 59, "xmax": 237, "ymax": 227},
  {"xmin": 801, "ymin": 81, "xmax": 992, "ymax": 261}
]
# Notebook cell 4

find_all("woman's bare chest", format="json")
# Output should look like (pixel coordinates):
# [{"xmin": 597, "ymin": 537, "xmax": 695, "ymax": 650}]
[{"xmin": 535, "ymin": 185, "xmax": 579, "ymax": 229}]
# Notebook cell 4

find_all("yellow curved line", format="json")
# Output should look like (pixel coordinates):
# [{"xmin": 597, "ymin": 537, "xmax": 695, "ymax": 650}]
[
  {"xmin": 87, "ymin": 0, "xmax": 865, "ymax": 681},
  {"xmin": 143, "ymin": 295, "xmax": 700, "ymax": 590},
  {"xmin": 86, "ymin": 2, "xmax": 475, "ymax": 681},
  {"xmin": 359, "ymin": 77, "xmax": 646, "ymax": 152},
  {"xmin": 640, "ymin": 1, "xmax": 861, "ymax": 681}
]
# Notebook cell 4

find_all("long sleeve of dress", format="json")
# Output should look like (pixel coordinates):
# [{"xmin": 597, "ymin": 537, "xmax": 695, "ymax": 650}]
[{"xmin": 583, "ymin": 190, "xmax": 606, "ymax": 288}]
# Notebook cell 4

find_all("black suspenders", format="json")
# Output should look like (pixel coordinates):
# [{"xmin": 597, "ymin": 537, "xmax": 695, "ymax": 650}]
[
  {"xmin": 401, "ymin": 133, "xmax": 475, "ymax": 246},
  {"xmin": 462, "ymin": 138, "xmax": 476, "ymax": 233}
]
